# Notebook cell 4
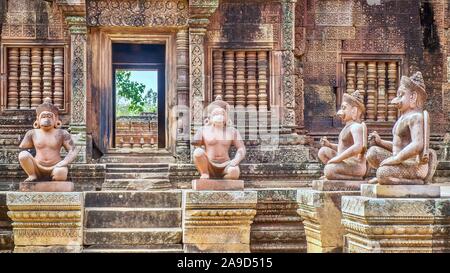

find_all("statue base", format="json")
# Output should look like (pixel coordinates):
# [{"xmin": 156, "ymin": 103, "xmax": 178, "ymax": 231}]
[
  {"xmin": 19, "ymin": 181, "xmax": 74, "ymax": 192},
  {"xmin": 361, "ymin": 184, "xmax": 441, "ymax": 198},
  {"xmin": 297, "ymin": 179, "xmax": 365, "ymax": 253},
  {"xmin": 192, "ymin": 179, "xmax": 244, "ymax": 191},
  {"xmin": 342, "ymin": 195, "xmax": 450, "ymax": 253},
  {"xmin": 183, "ymin": 190, "xmax": 257, "ymax": 252}
]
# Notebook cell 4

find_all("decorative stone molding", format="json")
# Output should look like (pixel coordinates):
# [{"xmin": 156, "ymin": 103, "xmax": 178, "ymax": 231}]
[
  {"xmin": 0, "ymin": 192, "xmax": 13, "ymax": 253},
  {"xmin": 6, "ymin": 192, "xmax": 84, "ymax": 253},
  {"xmin": 297, "ymin": 180, "xmax": 363, "ymax": 253},
  {"xmin": 183, "ymin": 190, "xmax": 257, "ymax": 252},
  {"xmin": 341, "ymin": 196, "xmax": 450, "ymax": 253},
  {"xmin": 251, "ymin": 189, "xmax": 306, "ymax": 253}
]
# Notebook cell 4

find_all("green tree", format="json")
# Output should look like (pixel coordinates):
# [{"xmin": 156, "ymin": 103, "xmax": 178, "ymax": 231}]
[{"xmin": 116, "ymin": 70, "xmax": 147, "ymax": 115}]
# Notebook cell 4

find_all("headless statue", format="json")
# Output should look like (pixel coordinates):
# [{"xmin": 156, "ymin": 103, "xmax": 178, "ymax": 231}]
[
  {"xmin": 318, "ymin": 90, "xmax": 368, "ymax": 180},
  {"xmin": 192, "ymin": 96, "xmax": 246, "ymax": 180},
  {"xmin": 19, "ymin": 98, "xmax": 80, "ymax": 182},
  {"xmin": 366, "ymin": 71, "xmax": 437, "ymax": 185}
]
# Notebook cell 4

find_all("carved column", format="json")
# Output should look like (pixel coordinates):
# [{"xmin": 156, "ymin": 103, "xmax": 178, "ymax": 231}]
[
  {"xmin": 387, "ymin": 62, "xmax": 398, "ymax": 121},
  {"xmin": 176, "ymin": 29, "xmax": 191, "ymax": 162},
  {"xmin": 19, "ymin": 48, "xmax": 31, "ymax": 109},
  {"xmin": 212, "ymin": 50, "xmax": 223, "ymax": 99},
  {"xmin": 257, "ymin": 51, "xmax": 268, "ymax": 111},
  {"xmin": 42, "ymin": 48, "xmax": 53, "ymax": 101},
  {"xmin": 30, "ymin": 48, "xmax": 42, "ymax": 108},
  {"xmin": 53, "ymin": 48, "xmax": 64, "ymax": 109},
  {"xmin": 280, "ymin": 0, "xmax": 297, "ymax": 131},
  {"xmin": 356, "ymin": 61, "xmax": 366, "ymax": 99},
  {"xmin": 224, "ymin": 51, "xmax": 235, "ymax": 105},
  {"xmin": 235, "ymin": 51, "xmax": 246, "ymax": 110},
  {"xmin": 246, "ymin": 51, "xmax": 258, "ymax": 110},
  {"xmin": 376, "ymin": 62, "xmax": 387, "ymax": 121},
  {"xmin": 7, "ymin": 48, "xmax": 19, "ymax": 109},
  {"xmin": 366, "ymin": 62, "xmax": 377, "ymax": 120},
  {"xmin": 346, "ymin": 61, "xmax": 356, "ymax": 93},
  {"xmin": 67, "ymin": 16, "xmax": 87, "ymax": 163}
]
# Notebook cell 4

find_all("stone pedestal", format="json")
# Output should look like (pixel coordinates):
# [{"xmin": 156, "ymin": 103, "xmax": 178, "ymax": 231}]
[
  {"xmin": 192, "ymin": 179, "xmax": 244, "ymax": 190},
  {"xmin": 297, "ymin": 180, "xmax": 364, "ymax": 253},
  {"xmin": 183, "ymin": 190, "xmax": 257, "ymax": 253},
  {"xmin": 250, "ymin": 189, "xmax": 306, "ymax": 253},
  {"xmin": 7, "ymin": 192, "xmax": 83, "ymax": 253},
  {"xmin": 0, "ymin": 192, "xmax": 13, "ymax": 252},
  {"xmin": 342, "ymin": 185, "xmax": 450, "ymax": 253},
  {"xmin": 19, "ymin": 181, "xmax": 74, "ymax": 192}
]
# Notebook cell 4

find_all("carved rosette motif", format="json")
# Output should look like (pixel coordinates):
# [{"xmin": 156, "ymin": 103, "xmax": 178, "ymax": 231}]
[{"xmin": 6, "ymin": 192, "xmax": 84, "ymax": 251}]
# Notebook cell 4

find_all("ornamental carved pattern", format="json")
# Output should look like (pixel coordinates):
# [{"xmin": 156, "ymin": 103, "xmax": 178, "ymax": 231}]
[
  {"xmin": 189, "ymin": 32, "xmax": 205, "ymax": 128},
  {"xmin": 1, "ymin": 0, "xmax": 65, "ymax": 40},
  {"xmin": 71, "ymin": 33, "xmax": 87, "ymax": 125},
  {"xmin": 86, "ymin": 0, "xmax": 189, "ymax": 27}
]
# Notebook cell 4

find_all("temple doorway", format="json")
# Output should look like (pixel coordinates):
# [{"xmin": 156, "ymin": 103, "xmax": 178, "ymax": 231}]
[{"xmin": 111, "ymin": 43, "xmax": 166, "ymax": 150}]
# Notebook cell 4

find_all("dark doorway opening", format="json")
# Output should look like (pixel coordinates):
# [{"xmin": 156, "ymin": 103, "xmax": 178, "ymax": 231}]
[{"xmin": 112, "ymin": 43, "xmax": 166, "ymax": 149}]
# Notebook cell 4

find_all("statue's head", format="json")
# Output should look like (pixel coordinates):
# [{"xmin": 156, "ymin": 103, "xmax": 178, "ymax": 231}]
[
  {"xmin": 33, "ymin": 97, "xmax": 62, "ymax": 131},
  {"xmin": 338, "ymin": 90, "xmax": 365, "ymax": 122},
  {"xmin": 206, "ymin": 95, "xmax": 230, "ymax": 128},
  {"xmin": 392, "ymin": 71, "xmax": 426, "ymax": 113}
]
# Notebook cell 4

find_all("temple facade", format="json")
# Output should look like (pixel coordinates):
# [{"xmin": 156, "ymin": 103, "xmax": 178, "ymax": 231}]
[{"xmin": 1, "ymin": 0, "xmax": 450, "ymax": 253}]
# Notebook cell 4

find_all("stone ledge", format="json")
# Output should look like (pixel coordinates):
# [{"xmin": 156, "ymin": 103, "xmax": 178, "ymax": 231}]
[
  {"xmin": 312, "ymin": 180, "xmax": 365, "ymax": 191},
  {"xmin": 19, "ymin": 181, "xmax": 74, "ymax": 192},
  {"xmin": 192, "ymin": 179, "xmax": 244, "ymax": 191},
  {"xmin": 361, "ymin": 184, "xmax": 441, "ymax": 198}
]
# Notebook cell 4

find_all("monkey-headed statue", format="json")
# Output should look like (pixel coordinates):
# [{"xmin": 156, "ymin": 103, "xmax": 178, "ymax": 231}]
[{"xmin": 366, "ymin": 71, "xmax": 437, "ymax": 185}]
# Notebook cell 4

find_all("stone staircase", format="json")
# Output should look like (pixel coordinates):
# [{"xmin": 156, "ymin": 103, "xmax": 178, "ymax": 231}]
[
  {"xmin": 83, "ymin": 191, "xmax": 183, "ymax": 253},
  {"xmin": 102, "ymin": 163, "xmax": 172, "ymax": 190}
]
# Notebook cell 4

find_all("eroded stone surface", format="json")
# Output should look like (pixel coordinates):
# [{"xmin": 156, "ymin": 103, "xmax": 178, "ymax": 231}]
[
  {"xmin": 341, "ymin": 196, "xmax": 450, "ymax": 253},
  {"xmin": 361, "ymin": 184, "xmax": 441, "ymax": 198},
  {"xmin": 19, "ymin": 181, "xmax": 74, "ymax": 192},
  {"xmin": 6, "ymin": 192, "xmax": 83, "ymax": 252},
  {"xmin": 312, "ymin": 180, "xmax": 365, "ymax": 191},
  {"xmin": 184, "ymin": 190, "xmax": 257, "ymax": 253},
  {"xmin": 192, "ymin": 179, "xmax": 244, "ymax": 191},
  {"xmin": 297, "ymin": 185, "xmax": 360, "ymax": 253}
]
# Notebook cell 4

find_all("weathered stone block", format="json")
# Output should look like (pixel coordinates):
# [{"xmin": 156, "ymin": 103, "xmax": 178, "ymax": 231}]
[
  {"xmin": 0, "ymin": 192, "xmax": 13, "ymax": 252},
  {"xmin": 183, "ymin": 191, "xmax": 257, "ymax": 253},
  {"xmin": 250, "ymin": 189, "xmax": 306, "ymax": 253},
  {"xmin": 341, "ymin": 196, "xmax": 450, "ymax": 253},
  {"xmin": 84, "ymin": 191, "xmax": 182, "ymax": 208},
  {"xmin": 84, "ymin": 228, "xmax": 182, "ymax": 245},
  {"xmin": 192, "ymin": 179, "xmax": 244, "ymax": 191},
  {"xmin": 7, "ymin": 192, "xmax": 83, "ymax": 252},
  {"xmin": 361, "ymin": 184, "xmax": 441, "ymax": 198},
  {"xmin": 297, "ymin": 180, "xmax": 364, "ymax": 253},
  {"xmin": 19, "ymin": 181, "xmax": 74, "ymax": 192}
]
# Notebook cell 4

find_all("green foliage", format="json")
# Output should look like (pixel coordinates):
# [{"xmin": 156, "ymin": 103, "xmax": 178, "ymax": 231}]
[{"xmin": 115, "ymin": 70, "xmax": 157, "ymax": 116}]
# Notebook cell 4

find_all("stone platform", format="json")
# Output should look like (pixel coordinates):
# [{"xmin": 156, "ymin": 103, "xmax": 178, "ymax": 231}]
[
  {"xmin": 19, "ymin": 181, "xmax": 74, "ymax": 192},
  {"xmin": 361, "ymin": 184, "xmax": 441, "ymax": 198},
  {"xmin": 192, "ymin": 179, "xmax": 244, "ymax": 191},
  {"xmin": 183, "ymin": 190, "xmax": 257, "ymax": 253},
  {"xmin": 341, "ymin": 194, "xmax": 450, "ymax": 253},
  {"xmin": 297, "ymin": 180, "xmax": 365, "ymax": 253},
  {"xmin": 6, "ymin": 192, "xmax": 84, "ymax": 253}
]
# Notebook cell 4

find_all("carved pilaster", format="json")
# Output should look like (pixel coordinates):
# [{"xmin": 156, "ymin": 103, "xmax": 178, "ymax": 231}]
[
  {"xmin": 67, "ymin": 16, "xmax": 87, "ymax": 163},
  {"xmin": 224, "ymin": 50, "xmax": 235, "ymax": 105},
  {"xmin": 42, "ymin": 48, "xmax": 53, "ymax": 101},
  {"xmin": 212, "ymin": 50, "xmax": 223, "ymax": 99},
  {"xmin": 346, "ymin": 61, "xmax": 356, "ymax": 93},
  {"xmin": 235, "ymin": 51, "xmax": 246, "ymax": 109},
  {"xmin": 281, "ymin": 0, "xmax": 297, "ymax": 129},
  {"xmin": 257, "ymin": 51, "xmax": 269, "ymax": 111}
]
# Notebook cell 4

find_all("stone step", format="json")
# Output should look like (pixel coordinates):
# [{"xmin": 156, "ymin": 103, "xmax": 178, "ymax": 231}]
[
  {"xmin": 85, "ymin": 208, "xmax": 182, "ymax": 229},
  {"xmin": 106, "ymin": 167, "xmax": 168, "ymax": 173},
  {"xmin": 84, "ymin": 191, "xmax": 182, "ymax": 208},
  {"xmin": 101, "ymin": 156, "xmax": 175, "ymax": 164},
  {"xmin": 84, "ymin": 228, "xmax": 182, "ymax": 245},
  {"xmin": 83, "ymin": 244, "xmax": 183, "ymax": 253},
  {"xmin": 105, "ymin": 172, "xmax": 169, "ymax": 179},
  {"xmin": 106, "ymin": 163, "xmax": 169, "ymax": 169},
  {"xmin": 102, "ymin": 179, "xmax": 172, "ymax": 191}
]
